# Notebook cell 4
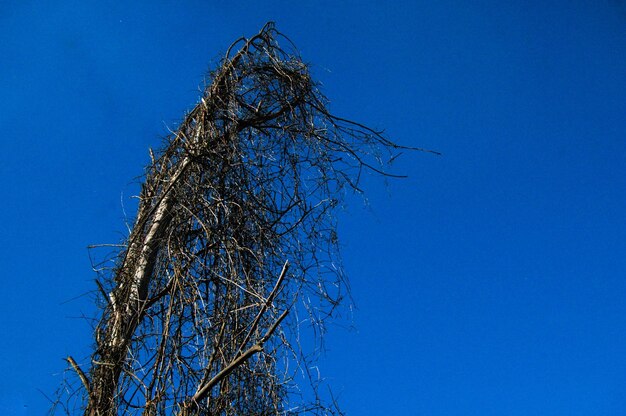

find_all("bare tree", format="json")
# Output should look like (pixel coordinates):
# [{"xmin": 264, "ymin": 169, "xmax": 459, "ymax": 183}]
[{"xmin": 56, "ymin": 22, "xmax": 435, "ymax": 416}]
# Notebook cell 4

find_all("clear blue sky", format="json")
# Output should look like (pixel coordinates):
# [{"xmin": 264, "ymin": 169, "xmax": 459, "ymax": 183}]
[{"xmin": 2, "ymin": 1, "xmax": 626, "ymax": 414}]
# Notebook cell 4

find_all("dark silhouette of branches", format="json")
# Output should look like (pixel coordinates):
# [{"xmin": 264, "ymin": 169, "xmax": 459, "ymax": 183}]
[{"xmin": 55, "ymin": 22, "xmax": 430, "ymax": 416}]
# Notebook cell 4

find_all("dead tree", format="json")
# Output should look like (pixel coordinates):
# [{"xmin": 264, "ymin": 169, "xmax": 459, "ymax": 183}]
[{"xmin": 58, "ymin": 22, "xmax": 434, "ymax": 416}]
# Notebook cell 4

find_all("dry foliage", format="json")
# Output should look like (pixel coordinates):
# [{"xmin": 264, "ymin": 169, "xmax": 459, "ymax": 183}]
[{"xmin": 54, "ymin": 22, "xmax": 433, "ymax": 416}]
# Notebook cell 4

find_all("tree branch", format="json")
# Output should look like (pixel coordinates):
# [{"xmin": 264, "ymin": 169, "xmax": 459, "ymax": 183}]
[{"xmin": 66, "ymin": 356, "xmax": 90, "ymax": 394}]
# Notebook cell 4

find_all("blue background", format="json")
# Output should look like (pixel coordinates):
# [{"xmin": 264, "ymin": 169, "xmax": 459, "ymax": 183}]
[{"xmin": 1, "ymin": 1, "xmax": 626, "ymax": 414}]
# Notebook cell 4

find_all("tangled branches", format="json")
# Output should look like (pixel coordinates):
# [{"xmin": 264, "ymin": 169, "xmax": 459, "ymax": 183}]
[{"xmin": 60, "ymin": 22, "xmax": 426, "ymax": 415}]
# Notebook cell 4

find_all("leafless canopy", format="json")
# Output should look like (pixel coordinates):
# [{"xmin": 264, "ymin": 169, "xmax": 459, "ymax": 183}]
[{"xmin": 57, "ymin": 22, "xmax": 428, "ymax": 416}]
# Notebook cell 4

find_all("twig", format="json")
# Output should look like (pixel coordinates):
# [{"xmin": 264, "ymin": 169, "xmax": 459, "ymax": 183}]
[
  {"xmin": 188, "ymin": 306, "xmax": 290, "ymax": 408},
  {"xmin": 235, "ymin": 260, "xmax": 289, "ymax": 357}
]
